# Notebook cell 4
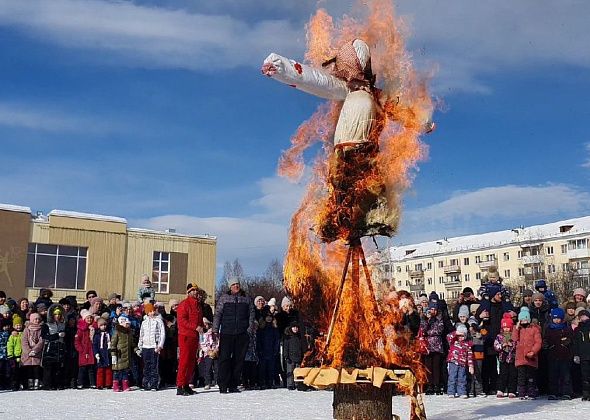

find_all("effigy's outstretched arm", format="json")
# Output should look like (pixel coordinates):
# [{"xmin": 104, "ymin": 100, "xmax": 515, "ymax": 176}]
[{"xmin": 262, "ymin": 53, "xmax": 349, "ymax": 101}]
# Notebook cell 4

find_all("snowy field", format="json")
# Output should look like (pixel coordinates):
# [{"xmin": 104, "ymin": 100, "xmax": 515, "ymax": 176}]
[{"xmin": 0, "ymin": 387, "xmax": 584, "ymax": 420}]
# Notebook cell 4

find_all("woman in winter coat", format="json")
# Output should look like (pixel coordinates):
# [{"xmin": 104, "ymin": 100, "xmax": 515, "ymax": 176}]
[
  {"xmin": 513, "ymin": 307, "xmax": 542, "ymax": 399},
  {"xmin": 74, "ymin": 309, "xmax": 96, "ymax": 388},
  {"xmin": 256, "ymin": 314, "xmax": 280, "ymax": 389},
  {"xmin": 40, "ymin": 304, "xmax": 66, "ymax": 389},
  {"xmin": 21, "ymin": 312, "xmax": 44, "ymax": 389},
  {"xmin": 420, "ymin": 301, "xmax": 445, "ymax": 394},
  {"xmin": 110, "ymin": 314, "xmax": 137, "ymax": 392}
]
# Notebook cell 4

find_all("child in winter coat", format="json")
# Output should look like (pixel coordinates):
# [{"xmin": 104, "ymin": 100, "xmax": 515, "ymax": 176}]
[
  {"xmin": 421, "ymin": 302, "xmax": 445, "ymax": 395},
  {"xmin": 513, "ymin": 307, "xmax": 542, "ymax": 400},
  {"xmin": 257, "ymin": 313, "xmax": 280, "ymax": 389},
  {"xmin": 110, "ymin": 314, "xmax": 137, "ymax": 392},
  {"xmin": 75, "ymin": 309, "xmax": 96, "ymax": 388},
  {"xmin": 21, "ymin": 312, "xmax": 44, "ymax": 390},
  {"xmin": 446, "ymin": 324, "xmax": 474, "ymax": 398},
  {"xmin": 40, "ymin": 304, "xmax": 66, "ymax": 389},
  {"xmin": 283, "ymin": 321, "xmax": 305, "ymax": 390},
  {"xmin": 63, "ymin": 312, "xmax": 78, "ymax": 388},
  {"xmin": 7, "ymin": 316, "xmax": 23, "ymax": 390},
  {"xmin": 468, "ymin": 317, "xmax": 485, "ymax": 397},
  {"xmin": 242, "ymin": 325, "xmax": 258, "ymax": 390},
  {"xmin": 137, "ymin": 275, "xmax": 156, "ymax": 302},
  {"xmin": 544, "ymin": 307, "xmax": 574, "ymax": 400},
  {"xmin": 0, "ymin": 318, "xmax": 10, "ymax": 389},
  {"xmin": 494, "ymin": 313, "xmax": 517, "ymax": 398},
  {"xmin": 573, "ymin": 309, "xmax": 590, "ymax": 400},
  {"xmin": 199, "ymin": 318, "xmax": 219, "ymax": 390},
  {"xmin": 93, "ymin": 318, "xmax": 112, "ymax": 389},
  {"xmin": 138, "ymin": 303, "xmax": 165, "ymax": 391}
]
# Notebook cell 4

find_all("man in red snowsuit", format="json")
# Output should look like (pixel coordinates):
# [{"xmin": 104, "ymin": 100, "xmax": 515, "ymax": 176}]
[{"xmin": 176, "ymin": 283, "xmax": 204, "ymax": 396}]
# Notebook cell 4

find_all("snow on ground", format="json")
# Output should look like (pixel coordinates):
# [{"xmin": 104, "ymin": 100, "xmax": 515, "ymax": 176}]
[{"xmin": 0, "ymin": 387, "xmax": 584, "ymax": 419}]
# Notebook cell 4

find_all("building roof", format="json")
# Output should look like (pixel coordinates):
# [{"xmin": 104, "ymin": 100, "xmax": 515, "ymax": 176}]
[
  {"xmin": 382, "ymin": 215, "xmax": 590, "ymax": 262},
  {"xmin": 0, "ymin": 203, "xmax": 31, "ymax": 214},
  {"xmin": 48, "ymin": 209, "xmax": 127, "ymax": 224},
  {"xmin": 128, "ymin": 227, "xmax": 217, "ymax": 241}
]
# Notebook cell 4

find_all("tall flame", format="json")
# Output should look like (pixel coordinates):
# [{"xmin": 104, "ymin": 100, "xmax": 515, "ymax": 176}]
[{"xmin": 280, "ymin": 0, "xmax": 433, "ymax": 386}]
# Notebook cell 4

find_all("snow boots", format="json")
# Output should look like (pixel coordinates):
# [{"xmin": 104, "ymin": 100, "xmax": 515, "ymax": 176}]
[
  {"xmin": 113, "ymin": 380, "xmax": 121, "ymax": 392},
  {"xmin": 122, "ymin": 380, "xmax": 130, "ymax": 391}
]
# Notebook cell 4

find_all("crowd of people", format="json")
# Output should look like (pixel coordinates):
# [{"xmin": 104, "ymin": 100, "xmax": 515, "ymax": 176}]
[
  {"xmin": 2, "ymin": 268, "xmax": 590, "ymax": 405},
  {"xmin": 0, "ymin": 275, "xmax": 308, "ymax": 396},
  {"xmin": 411, "ymin": 267, "xmax": 590, "ymax": 401}
]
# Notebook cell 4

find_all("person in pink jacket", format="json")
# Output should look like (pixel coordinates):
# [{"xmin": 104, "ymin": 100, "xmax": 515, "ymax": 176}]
[
  {"xmin": 512, "ymin": 307, "xmax": 542, "ymax": 400},
  {"xmin": 75, "ymin": 309, "xmax": 96, "ymax": 388},
  {"xmin": 21, "ymin": 312, "xmax": 44, "ymax": 390}
]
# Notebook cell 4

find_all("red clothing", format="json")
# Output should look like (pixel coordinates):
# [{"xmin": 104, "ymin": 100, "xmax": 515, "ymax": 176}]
[
  {"xmin": 75, "ymin": 319, "xmax": 96, "ymax": 367},
  {"xmin": 512, "ymin": 324, "xmax": 542, "ymax": 368},
  {"xmin": 176, "ymin": 334, "xmax": 198, "ymax": 387},
  {"xmin": 177, "ymin": 296, "xmax": 204, "ymax": 339}
]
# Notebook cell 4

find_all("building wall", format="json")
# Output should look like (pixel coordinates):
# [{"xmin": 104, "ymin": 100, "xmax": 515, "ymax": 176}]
[{"xmin": 0, "ymin": 209, "xmax": 31, "ymax": 299}]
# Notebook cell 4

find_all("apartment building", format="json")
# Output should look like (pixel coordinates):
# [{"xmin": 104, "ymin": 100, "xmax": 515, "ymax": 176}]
[
  {"xmin": 0, "ymin": 203, "xmax": 216, "ymax": 305},
  {"xmin": 372, "ymin": 216, "xmax": 590, "ymax": 301}
]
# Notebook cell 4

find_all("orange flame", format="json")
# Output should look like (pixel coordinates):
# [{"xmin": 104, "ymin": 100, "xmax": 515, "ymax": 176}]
[{"xmin": 279, "ymin": 0, "xmax": 433, "ymax": 386}]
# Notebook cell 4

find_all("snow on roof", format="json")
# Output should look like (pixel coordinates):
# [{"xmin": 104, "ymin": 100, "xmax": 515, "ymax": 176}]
[
  {"xmin": 48, "ymin": 209, "xmax": 127, "ymax": 224},
  {"xmin": 383, "ymin": 215, "xmax": 590, "ymax": 262},
  {"xmin": 127, "ymin": 227, "xmax": 216, "ymax": 241},
  {"xmin": 0, "ymin": 203, "xmax": 31, "ymax": 214}
]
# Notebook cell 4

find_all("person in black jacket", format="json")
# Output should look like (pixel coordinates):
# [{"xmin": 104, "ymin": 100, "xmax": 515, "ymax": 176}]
[
  {"xmin": 40, "ymin": 304, "xmax": 66, "ymax": 389},
  {"xmin": 212, "ymin": 277, "xmax": 255, "ymax": 394},
  {"xmin": 573, "ymin": 309, "xmax": 590, "ymax": 400},
  {"xmin": 283, "ymin": 321, "xmax": 304, "ymax": 390}
]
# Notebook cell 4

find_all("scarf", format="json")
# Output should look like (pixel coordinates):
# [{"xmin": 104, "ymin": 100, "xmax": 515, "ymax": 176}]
[{"xmin": 549, "ymin": 320, "xmax": 566, "ymax": 330}]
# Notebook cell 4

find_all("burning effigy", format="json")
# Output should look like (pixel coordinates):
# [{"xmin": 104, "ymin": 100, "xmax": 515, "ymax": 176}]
[{"xmin": 261, "ymin": 1, "xmax": 434, "ymax": 419}]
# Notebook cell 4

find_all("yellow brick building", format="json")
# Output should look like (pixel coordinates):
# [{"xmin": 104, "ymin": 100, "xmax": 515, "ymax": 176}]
[{"xmin": 0, "ymin": 203, "xmax": 216, "ymax": 305}]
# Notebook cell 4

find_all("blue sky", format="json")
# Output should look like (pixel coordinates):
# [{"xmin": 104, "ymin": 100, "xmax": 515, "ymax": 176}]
[{"xmin": 0, "ymin": 0, "xmax": 589, "ymax": 276}]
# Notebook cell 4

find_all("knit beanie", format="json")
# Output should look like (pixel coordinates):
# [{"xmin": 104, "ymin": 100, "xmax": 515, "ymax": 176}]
[
  {"xmin": 534, "ymin": 279, "xmax": 547, "ymax": 291},
  {"xmin": 532, "ymin": 292, "xmax": 545, "ymax": 302},
  {"xmin": 522, "ymin": 289, "xmax": 534, "ymax": 298},
  {"xmin": 550, "ymin": 307, "xmax": 565, "ymax": 320},
  {"xmin": 428, "ymin": 301, "xmax": 439, "ymax": 311},
  {"xmin": 573, "ymin": 288, "xmax": 586, "ymax": 298},
  {"xmin": 97, "ymin": 318, "xmax": 107, "ymax": 326},
  {"xmin": 281, "ymin": 296, "xmax": 293, "ymax": 307},
  {"xmin": 12, "ymin": 315, "xmax": 23, "ymax": 327},
  {"xmin": 565, "ymin": 301, "xmax": 577, "ymax": 310},
  {"xmin": 80, "ymin": 309, "xmax": 92, "ymax": 320},
  {"xmin": 144, "ymin": 303, "xmax": 155, "ymax": 314},
  {"xmin": 455, "ymin": 324, "xmax": 468, "ymax": 336},
  {"xmin": 501, "ymin": 313, "xmax": 514, "ymax": 329},
  {"xmin": 254, "ymin": 296, "xmax": 265, "ymax": 305},
  {"xmin": 267, "ymin": 298, "xmax": 277, "ymax": 307},
  {"xmin": 458, "ymin": 305, "xmax": 469, "ymax": 318},
  {"xmin": 467, "ymin": 316, "xmax": 479, "ymax": 327},
  {"xmin": 227, "ymin": 276, "xmax": 239, "ymax": 288},
  {"xmin": 577, "ymin": 309, "xmax": 590, "ymax": 318},
  {"xmin": 518, "ymin": 307, "xmax": 531, "ymax": 323}
]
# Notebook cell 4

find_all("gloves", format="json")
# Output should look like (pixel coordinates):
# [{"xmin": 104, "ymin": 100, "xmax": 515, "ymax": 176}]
[
  {"xmin": 29, "ymin": 351, "xmax": 36, "ymax": 357},
  {"xmin": 469, "ymin": 366, "xmax": 474, "ymax": 375},
  {"xmin": 16, "ymin": 357, "xmax": 20, "ymax": 364},
  {"xmin": 111, "ymin": 355, "xmax": 118, "ymax": 365},
  {"xmin": 95, "ymin": 354, "xmax": 101, "ymax": 362},
  {"xmin": 58, "ymin": 332, "xmax": 66, "ymax": 338},
  {"xmin": 574, "ymin": 356, "xmax": 580, "ymax": 364},
  {"xmin": 135, "ymin": 348, "xmax": 142, "ymax": 357}
]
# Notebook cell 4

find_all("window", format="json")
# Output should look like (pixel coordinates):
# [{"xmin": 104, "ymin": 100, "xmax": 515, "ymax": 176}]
[
  {"xmin": 504, "ymin": 269, "xmax": 510, "ymax": 278},
  {"xmin": 518, "ymin": 250, "xmax": 523, "ymax": 259},
  {"xmin": 464, "ymin": 274, "xmax": 470, "ymax": 282},
  {"xmin": 440, "ymin": 292, "xmax": 445, "ymax": 299},
  {"xmin": 427, "ymin": 262, "xmax": 432, "ymax": 270},
  {"xmin": 561, "ymin": 263, "xmax": 569, "ymax": 272},
  {"xmin": 486, "ymin": 254, "xmax": 496, "ymax": 261},
  {"xmin": 476, "ymin": 272, "xmax": 481, "ymax": 280},
  {"xmin": 463, "ymin": 257, "xmax": 469, "ymax": 266},
  {"xmin": 438, "ymin": 261, "xmax": 444, "ymax": 268},
  {"xmin": 152, "ymin": 251, "xmax": 170, "ymax": 293},
  {"xmin": 427, "ymin": 277, "xmax": 432, "ymax": 285},
  {"xmin": 475, "ymin": 256, "xmax": 481, "ymax": 263},
  {"xmin": 405, "ymin": 265, "xmax": 410, "ymax": 272},
  {"xmin": 561, "ymin": 244, "xmax": 567, "ymax": 254},
  {"xmin": 415, "ymin": 263, "xmax": 423, "ymax": 271},
  {"xmin": 546, "ymin": 246, "xmax": 554, "ymax": 255},
  {"xmin": 439, "ymin": 276, "xmax": 443, "ymax": 284},
  {"xmin": 518, "ymin": 268, "xmax": 525, "ymax": 276},
  {"xmin": 406, "ymin": 280, "xmax": 410, "ymax": 286},
  {"xmin": 396, "ymin": 266, "xmax": 401, "ymax": 273},
  {"xmin": 398, "ymin": 280, "xmax": 402, "ymax": 287},
  {"xmin": 503, "ymin": 252, "xmax": 510, "ymax": 261},
  {"xmin": 569, "ymin": 239, "xmax": 588, "ymax": 250},
  {"xmin": 450, "ymin": 258, "xmax": 459, "ymax": 266},
  {"xmin": 26, "ymin": 243, "xmax": 87, "ymax": 290},
  {"xmin": 547, "ymin": 264, "xmax": 556, "ymax": 274}
]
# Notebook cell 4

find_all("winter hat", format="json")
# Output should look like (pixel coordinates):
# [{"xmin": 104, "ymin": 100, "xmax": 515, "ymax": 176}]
[
  {"xmin": 501, "ymin": 313, "xmax": 514, "ymax": 329},
  {"xmin": 573, "ymin": 288, "xmax": 586, "ymax": 298},
  {"xmin": 12, "ymin": 315, "xmax": 23, "ymax": 327},
  {"xmin": 97, "ymin": 318, "xmax": 107, "ymax": 326},
  {"xmin": 254, "ymin": 296, "xmax": 265, "ymax": 305},
  {"xmin": 0, "ymin": 291, "xmax": 5, "ymax": 298},
  {"xmin": 168, "ymin": 299, "xmax": 179, "ymax": 307},
  {"xmin": 467, "ymin": 316, "xmax": 479, "ymax": 327},
  {"xmin": 522, "ymin": 289, "xmax": 534, "ymax": 298},
  {"xmin": 565, "ymin": 301, "xmax": 577, "ymax": 310},
  {"xmin": 462, "ymin": 287, "xmax": 474, "ymax": 295},
  {"xmin": 227, "ymin": 276, "xmax": 239, "ymax": 288},
  {"xmin": 29, "ymin": 312, "xmax": 42, "ymax": 323},
  {"xmin": 143, "ymin": 303, "xmax": 155, "ymax": 314},
  {"xmin": 458, "ymin": 305, "xmax": 469, "ymax": 318},
  {"xmin": 534, "ymin": 279, "xmax": 547, "ymax": 291},
  {"xmin": 186, "ymin": 282, "xmax": 199, "ymax": 293},
  {"xmin": 429, "ymin": 291, "xmax": 440, "ymax": 302},
  {"xmin": 267, "ymin": 298, "xmax": 277, "ymax": 307},
  {"xmin": 575, "ymin": 307, "xmax": 589, "ymax": 317},
  {"xmin": 36, "ymin": 303, "xmax": 47, "ymax": 312},
  {"xmin": 550, "ymin": 307, "xmax": 565, "ymax": 320},
  {"xmin": 486, "ymin": 266, "xmax": 500, "ymax": 282},
  {"xmin": 108, "ymin": 293, "xmax": 118, "ymax": 300},
  {"xmin": 118, "ymin": 314, "xmax": 130, "ymax": 325},
  {"xmin": 141, "ymin": 275, "xmax": 151, "ymax": 285},
  {"xmin": 428, "ymin": 301, "xmax": 439, "ymax": 311},
  {"xmin": 455, "ymin": 324, "xmax": 468, "ymax": 336},
  {"xmin": 281, "ymin": 296, "xmax": 293, "ymax": 308},
  {"xmin": 577, "ymin": 309, "xmax": 590, "ymax": 318},
  {"xmin": 419, "ymin": 296, "xmax": 429, "ymax": 305},
  {"xmin": 203, "ymin": 317, "xmax": 212, "ymax": 325},
  {"xmin": 532, "ymin": 292, "xmax": 545, "ymax": 302},
  {"xmin": 0, "ymin": 305, "xmax": 9, "ymax": 315},
  {"xmin": 122, "ymin": 302, "xmax": 131, "ymax": 309},
  {"xmin": 518, "ymin": 307, "xmax": 531, "ymax": 323},
  {"xmin": 90, "ymin": 297, "xmax": 103, "ymax": 305},
  {"xmin": 470, "ymin": 303, "xmax": 480, "ymax": 314},
  {"xmin": 86, "ymin": 290, "xmax": 97, "ymax": 299},
  {"xmin": 485, "ymin": 284, "xmax": 502, "ymax": 299},
  {"xmin": 80, "ymin": 309, "xmax": 92, "ymax": 320}
]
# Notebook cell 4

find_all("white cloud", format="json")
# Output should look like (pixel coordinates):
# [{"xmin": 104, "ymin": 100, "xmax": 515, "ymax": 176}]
[
  {"xmin": 0, "ymin": 0, "xmax": 302, "ymax": 70},
  {"xmin": 582, "ymin": 143, "xmax": 590, "ymax": 168}
]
